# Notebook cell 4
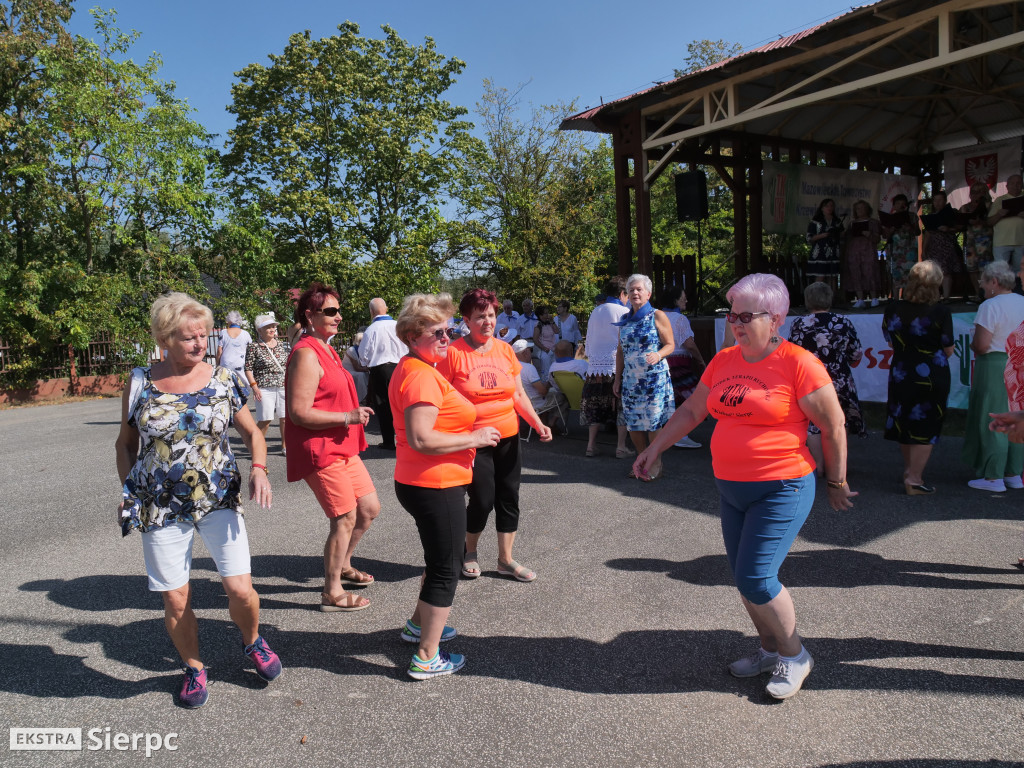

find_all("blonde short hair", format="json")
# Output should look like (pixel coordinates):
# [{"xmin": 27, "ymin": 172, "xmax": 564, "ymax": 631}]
[
  {"xmin": 150, "ymin": 292, "xmax": 213, "ymax": 347},
  {"xmin": 903, "ymin": 260, "xmax": 943, "ymax": 305},
  {"xmin": 395, "ymin": 293, "xmax": 454, "ymax": 346}
]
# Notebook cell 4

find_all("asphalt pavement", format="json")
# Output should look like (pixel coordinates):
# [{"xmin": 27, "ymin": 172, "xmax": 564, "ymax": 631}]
[{"xmin": 1, "ymin": 397, "xmax": 1022, "ymax": 768}]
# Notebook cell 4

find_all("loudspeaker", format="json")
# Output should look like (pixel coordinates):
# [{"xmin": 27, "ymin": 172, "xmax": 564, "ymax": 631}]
[{"xmin": 675, "ymin": 170, "xmax": 709, "ymax": 222}]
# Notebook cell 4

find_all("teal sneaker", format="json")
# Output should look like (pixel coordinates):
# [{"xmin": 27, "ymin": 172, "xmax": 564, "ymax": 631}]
[
  {"xmin": 407, "ymin": 649, "xmax": 466, "ymax": 680},
  {"xmin": 400, "ymin": 619, "xmax": 457, "ymax": 644}
]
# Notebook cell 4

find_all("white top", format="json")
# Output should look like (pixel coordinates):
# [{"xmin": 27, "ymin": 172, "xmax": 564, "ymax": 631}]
[
  {"xmin": 554, "ymin": 313, "xmax": 582, "ymax": 344},
  {"xmin": 519, "ymin": 362, "xmax": 545, "ymax": 409},
  {"xmin": 548, "ymin": 359, "xmax": 588, "ymax": 391},
  {"xmin": 358, "ymin": 316, "xmax": 408, "ymax": 367},
  {"xmin": 218, "ymin": 329, "xmax": 252, "ymax": 371},
  {"xmin": 496, "ymin": 311, "xmax": 520, "ymax": 331},
  {"xmin": 666, "ymin": 311, "xmax": 694, "ymax": 356},
  {"xmin": 975, "ymin": 292, "xmax": 1024, "ymax": 353},
  {"xmin": 585, "ymin": 302, "xmax": 629, "ymax": 376},
  {"xmin": 993, "ymin": 193, "xmax": 1024, "ymax": 247},
  {"xmin": 517, "ymin": 313, "xmax": 540, "ymax": 339}
]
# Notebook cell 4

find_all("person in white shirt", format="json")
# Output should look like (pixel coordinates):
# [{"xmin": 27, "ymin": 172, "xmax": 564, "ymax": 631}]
[
  {"xmin": 513, "ymin": 339, "xmax": 565, "ymax": 428},
  {"xmin": 358, "ymin": 298, "xmax": 408, "ymax": 450},
  {"xmin": 547, "ymin": 340, "xmax": 588, "ymax": 390},
  {"xmin": 517, "ymin": 299, "xmax": 539, "ymax": 340},
  {"xmin": 659, "ymin": 285, "xmax": 706, "ymax": 449},
  {"xmin": 580, "ymin": 277, "xmax": 633, "ymax": 458},
  {"xmin": 496, "ymin": 300, "xmax": 520, "ymax": 340},
  {"xmin": 553, "ymin": 300, "xmax": 582, "ymax": 350},
  {"xmin": 987, "ymin": 174, "xmax": 1024, "ymax": 272}
]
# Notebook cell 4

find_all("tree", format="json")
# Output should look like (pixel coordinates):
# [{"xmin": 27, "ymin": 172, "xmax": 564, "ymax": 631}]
[
  {"xmin": 673, "ymin": 39, "xmax": 743, "ymax": 78},
  {"xmin": 466, "ymin": 81, "xmax": 616, "ymax": 313},
  {"xmin": 219, "ymin": 21, "xmax": 484, "ymax": 314}
]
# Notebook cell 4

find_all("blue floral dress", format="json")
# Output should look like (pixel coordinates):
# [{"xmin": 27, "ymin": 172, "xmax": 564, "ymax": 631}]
[
  {"xmin": 121, "ymin": 366, "xmax": 249, "ymax": 535},
  {"xmin": 619, "ymin": 312, "xmax": 675, "ymax": 431},
  {"xmin": 882, "ymin": 302, "xmax": 953, "ymax": 445}
]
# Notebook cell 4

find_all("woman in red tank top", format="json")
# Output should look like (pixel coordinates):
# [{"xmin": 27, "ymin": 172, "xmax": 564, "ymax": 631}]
[{"xmin": 285, "ymin": 283, "xmax": 379, "ymax": 613}]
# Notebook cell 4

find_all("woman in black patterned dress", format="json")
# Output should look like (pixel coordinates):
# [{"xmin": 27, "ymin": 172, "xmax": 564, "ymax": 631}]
[{"xmin": 788, "ymin": 282, "xmax": 866, "ymax": 473}]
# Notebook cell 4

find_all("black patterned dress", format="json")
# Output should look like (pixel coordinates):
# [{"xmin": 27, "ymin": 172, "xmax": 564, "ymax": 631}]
[
  {"xmin": 882, "ymin": 301, "xmax": 954, "ymax": 445},
  {"xmin": 787, "ymin": 312, "xmax": 866, "ymax": 436}
]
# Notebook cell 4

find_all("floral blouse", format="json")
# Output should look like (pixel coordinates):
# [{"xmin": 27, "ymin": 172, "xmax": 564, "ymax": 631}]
[
  {"xmin": 245, "ymin": 339, "xmax": 291, "ymax": 388},
  {"xmin": 121, "ymin": 366, "xmax": 249, "ymax": 535}
]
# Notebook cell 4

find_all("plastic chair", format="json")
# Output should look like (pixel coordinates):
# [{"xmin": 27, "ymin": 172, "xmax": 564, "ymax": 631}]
[{"xmin": 550, "ymin": 370, "xmax": 584, "ymax": 411}]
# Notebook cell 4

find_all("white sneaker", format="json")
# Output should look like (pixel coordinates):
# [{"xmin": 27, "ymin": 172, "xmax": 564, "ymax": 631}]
[
  {"xmin": 728, "ymin": 647, "xmax": 778, "ymax": 678},
  {"xmin": 674, "ymin": 436, "xmax": 702, "ymax": 449},
  {"xmin": 1004, "ymin": 475, "xmax": 1024, "ymax": 490},
  {"xmin": 967, "ymin": 478, "xmax": 1007, "ymax": 492},
  {"xmin": 766, "ymin": 647, "xmax": 814, "ymax": 699},
  {"xmin": 870, "ymin": 298, "xmax": 880, "ymax": 307},
  {"xmin": 852, "ymin": 299, "xmax": 865, "ymax": 308}
]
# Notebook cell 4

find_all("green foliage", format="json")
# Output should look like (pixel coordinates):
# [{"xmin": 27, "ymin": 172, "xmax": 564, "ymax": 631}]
[
  {"xmin": 465, "ymin": 81, "xmax": 616, "ymax": 316},
  {"xmin": 673, "ymin": 39, "xmax": 743, "ymax": 78}
]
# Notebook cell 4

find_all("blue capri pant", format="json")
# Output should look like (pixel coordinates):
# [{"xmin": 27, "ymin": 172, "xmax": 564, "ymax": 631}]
[{"xmin": 716, "ymin": 473, "xmax": 815, "ymax": 605}]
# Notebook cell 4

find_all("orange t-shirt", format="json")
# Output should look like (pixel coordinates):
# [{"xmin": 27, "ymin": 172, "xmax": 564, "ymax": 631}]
[
  {"xmin": 389, "ymin": 356, "xmax": 477, "ymax": 488},
  {"xmin": 700, "ymin": 341, "xmax": 831, "ymax": 482},
  {"xmin": 436, "ymin": 337, "xmax": 522, "ymax": 438}
]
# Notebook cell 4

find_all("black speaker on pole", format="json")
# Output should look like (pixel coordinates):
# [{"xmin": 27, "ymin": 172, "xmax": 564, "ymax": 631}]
[{"xmin": 675, "ymin": 170, "xmax": 709, "ymax": 222}]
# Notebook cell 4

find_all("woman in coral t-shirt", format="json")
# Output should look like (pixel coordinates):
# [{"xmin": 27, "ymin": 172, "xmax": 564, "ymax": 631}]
[
  {"xmin": 389, "ymin": 293, "xmax": 501, "ymax": 680},
  {"xmin": 437, "ymin": 289, "xmax": 552, "ymax": 584},
  {"xmin": 633, "ymin": 274, "xmax": 856, "ymax": 701}
]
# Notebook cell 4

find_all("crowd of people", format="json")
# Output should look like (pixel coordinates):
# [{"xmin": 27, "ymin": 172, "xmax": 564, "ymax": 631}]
[
  {"xmin": 115, "ymin": 225, "xmax": 1024, "ymax": 707},
  {"xmin": 806, "ymin": 173, "xmax": 1024, "ymax": 305}
]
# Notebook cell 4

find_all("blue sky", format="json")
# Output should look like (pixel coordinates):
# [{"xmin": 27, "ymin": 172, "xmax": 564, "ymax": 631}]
[{"xmin": 68, "ymin": 0, "xmax": 853, "ymax": 147}]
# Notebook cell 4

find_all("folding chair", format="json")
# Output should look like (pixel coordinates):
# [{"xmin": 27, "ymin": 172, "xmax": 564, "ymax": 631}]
[
  {"xmin": 521, "ymin": 389, "xmax": 568, "ymax": 441},
  {"xmin": 550, "ymin": 370, "xmax": 584, "ymax": 411}
]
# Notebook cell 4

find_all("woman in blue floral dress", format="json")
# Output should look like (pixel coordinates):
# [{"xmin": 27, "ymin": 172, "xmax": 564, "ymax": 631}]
[
  {"xmin": 114, "ymin": 292, "xmax": 282, "ymax": 709},
  {"xmin": 613, "ymin": 274, "xmax": 676, "ymax": 481},
  {"xmin": 881, "ymin": 261, "xmax": 955, "ymax": 495}
]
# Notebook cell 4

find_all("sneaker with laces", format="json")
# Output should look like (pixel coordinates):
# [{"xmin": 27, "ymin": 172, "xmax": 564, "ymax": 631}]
[
  {"xmin": 728, "ymin": 647, "xmax": 778, "ymax": 678},
  {"xmin": 407, "ymin": 649, "xmax": 466, "ymax": 680},
  {"xmin": 179, "ymin": 665, "xmax": 209, "ymax": 708},
  {"xmin": 967, "ymin": 478, "xmax": 1007, "ymax": 492},
  {"xmin": 673, "ymin": 436, "xmax": 702, "ymax": 449},
  {"xmin": 400, "ymin": 619, "xmax": 457, "ymax": 644},
  {"xmin": 244, "ymin": 636, "xmax": 282, "ymax": 682},
  {"xmin": 765, "ymin": 647, "xmax": 814, "ymax": 699},
  {"xmin": 1004, "ymin": 475, "xmax": 1024, "ymax": 490}
]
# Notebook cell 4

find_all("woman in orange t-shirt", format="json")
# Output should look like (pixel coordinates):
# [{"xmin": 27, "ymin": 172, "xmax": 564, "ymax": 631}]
[
  {"xmin": 633, "ymin": 274, "xmax": 857, "ymax": 701},
  {"xmin": 389, "ymin": 293, "xmax": 501, "ymax": 680},
  {"xmin": 437, "ymin": 289, "xmax": 552, "ymax": 584}
]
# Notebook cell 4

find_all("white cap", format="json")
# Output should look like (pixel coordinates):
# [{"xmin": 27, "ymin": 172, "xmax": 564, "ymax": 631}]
[
  {"xmin": 254, "ymin": 312, "xmax": 278, "ymax": 330},
  {"xmin": 511, "ymin": 339, "xmax": 534, "ymax": 353}
]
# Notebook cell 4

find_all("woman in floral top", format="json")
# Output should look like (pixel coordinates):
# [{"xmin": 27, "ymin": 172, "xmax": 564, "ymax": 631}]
[
  {"xmin": 245, "ymin": 312, "xmax": 291, "ymax": 456},
  {"xmin": 114, "ymin": 292, "xmax": 281, "ymax": 709}
]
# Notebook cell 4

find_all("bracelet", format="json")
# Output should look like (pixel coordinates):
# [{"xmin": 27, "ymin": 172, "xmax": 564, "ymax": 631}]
[
  {"xmin": 826, "ymin": 479, "xmax": 846, "ymax": 489},
  {"xmin": 343, "ymin": 411, "xmax": 349, "ymax": 426},
  {"xmin": 251, "ymin": 463, "xmax": 267, "ymax": 472},
  {"xmin": 248, "ymin": 381, "xmax": 257, "ymax": 386}
]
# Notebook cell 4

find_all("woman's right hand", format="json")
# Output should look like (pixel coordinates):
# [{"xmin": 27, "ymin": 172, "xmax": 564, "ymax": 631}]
[
  {"xmin": 633, "ymin": 446, "xmax": 661, "ymax": 481},
  {"xmin": 348, "ymin": 406, "xmax": 375, "ymax": 426},
  {"xmin": 471, "ymin": 426, "xmax": 501, "ymax": 448},
  {"xmin": 251, "ymin": 384, "xmax": 262, "ymax": 401}
]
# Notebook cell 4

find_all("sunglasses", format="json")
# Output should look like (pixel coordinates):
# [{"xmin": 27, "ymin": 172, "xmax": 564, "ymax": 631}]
[
  {"xmin": 315, "ymin": 307, "xmax": 341, "ymax": 317},
  {"xmin": 725, "ymin": 311, "xmax": 770, "ymax": 324},
  {"xmin": 424, "ymin": 328, "xmax": 449, "ymax": 341}
]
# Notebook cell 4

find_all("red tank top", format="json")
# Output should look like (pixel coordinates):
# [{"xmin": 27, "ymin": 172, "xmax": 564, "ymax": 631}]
[{"xmin": 284, "ymin": 335, "xmax": 368, "ymax": 482}]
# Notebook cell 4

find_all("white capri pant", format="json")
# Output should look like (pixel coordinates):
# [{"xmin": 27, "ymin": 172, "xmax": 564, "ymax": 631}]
[
  {"xmin": 141, "ymin": 507, "xmax": 251, "ymax": 591},
  {"xmin": 255, "ymin": 385, "xmax": 286, "ymax": 421}
]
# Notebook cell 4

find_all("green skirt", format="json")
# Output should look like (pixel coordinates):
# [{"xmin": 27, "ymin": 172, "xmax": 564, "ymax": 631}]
[{"xmin": 962, "ymin": 352, "xmax": 1024, "ymax": 479}]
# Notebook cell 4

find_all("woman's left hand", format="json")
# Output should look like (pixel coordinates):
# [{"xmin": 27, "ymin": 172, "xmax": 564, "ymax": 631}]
[
  {"xmin": 249, "ymin": 468, "xmax": 272, "ymax": 509},
  {"xmin": 827, "ymin": 483, "xmax": 858, "ymax": 511},
  {"xmin": 536, "ymin": 424, "xmax": 553, "ymax": 442},
  {"xmin": 644, "ymin": 351, "xmax": 661, "ymax": 365}
]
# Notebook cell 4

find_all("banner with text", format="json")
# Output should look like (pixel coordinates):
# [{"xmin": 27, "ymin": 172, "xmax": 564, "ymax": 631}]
[
  {"xmin": 943, "ymin": 137, "xmax": 1022, "ymax": 209},
  {"xmin": 762, "ymin": 161, "xmax": 918, "ymax": 235}
]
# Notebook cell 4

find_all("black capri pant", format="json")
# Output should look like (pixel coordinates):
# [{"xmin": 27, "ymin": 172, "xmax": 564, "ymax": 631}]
[
  {"xmin": 395, "ymin": 481, "xmax": 468, "ymax": 608},
  {"xmin": 467, "ymin": 434, "xmax": 522, "ymax": 535}
]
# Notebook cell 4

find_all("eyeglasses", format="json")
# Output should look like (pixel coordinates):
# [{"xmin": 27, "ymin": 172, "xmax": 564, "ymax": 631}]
[
  {"xmin": 725, "ymin": 311, "xmax": 770, "ymax": 324},
  {"xmin": 424, "ymin": 328, "xmax": 449, "ymax": 341},
  {"xmin": 315, "ymin": 307, "xmax": 341, "ymax": 317}
]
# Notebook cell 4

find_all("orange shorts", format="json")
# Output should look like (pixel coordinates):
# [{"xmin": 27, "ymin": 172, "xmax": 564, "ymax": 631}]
[{"xmin": 303, "ymin": 455, "xmax": 376, "ymax": 518}]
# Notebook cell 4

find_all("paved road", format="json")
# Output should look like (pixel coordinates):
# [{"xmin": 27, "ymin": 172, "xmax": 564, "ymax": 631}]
[{"xmin": 1, "ymin": 398, "xmax": 1023, "ymax": 767}]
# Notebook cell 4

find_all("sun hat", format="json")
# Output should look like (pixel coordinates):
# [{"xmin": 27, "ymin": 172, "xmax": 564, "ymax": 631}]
[
  {"xmin": 255, "ymin": 312, "xmax": 279, "ymax": 330},
  {"xmin": 511, "ymin": 339, "xmax": 534, "ymax": 353}
]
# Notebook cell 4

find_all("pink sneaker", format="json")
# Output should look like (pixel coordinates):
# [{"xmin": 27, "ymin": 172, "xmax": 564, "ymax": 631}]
[
  {"xmin": 179, "ymin": 665, "xmax": 208, "ymax": 708},
  {"xmin": 244, "ymin": 636, "xmax": 282, "ymax": 682}
]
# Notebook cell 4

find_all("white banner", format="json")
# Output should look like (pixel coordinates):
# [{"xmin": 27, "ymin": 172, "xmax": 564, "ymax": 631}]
[
  {"xmin": 943, "ymin": 137, "xmax": 1022, "ymax": 209},
  {"xmin": 714, "ymin": 312, "xmax": 979, "ymax": 407}
]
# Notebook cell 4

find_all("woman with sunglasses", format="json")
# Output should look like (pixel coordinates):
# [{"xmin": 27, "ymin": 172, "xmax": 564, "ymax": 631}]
[
  {"xmin": 437, "ymin": 289, "xmax": 551, "ymax": 583},
  {"xmin": 390, "ymin": 293, "xmax": 501, "ymax": 678},
  {"xmin": 634, "ymin": 273, "xmax": 856, "ymax": 700},
  {"xmin": 285, "ymin": 282, "xmax": 379, "ymax": 612}
]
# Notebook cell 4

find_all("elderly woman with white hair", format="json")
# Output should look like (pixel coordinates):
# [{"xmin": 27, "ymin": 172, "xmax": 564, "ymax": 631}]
[
  {"xmin": 962, "ymin": 260, "xmax": 1024, "ymax": 491},
  {"xmin": 216, "ymin": 310, "xmax": 252, "ymax": 379},
  {"xmin": 634, "ymin": 273, "xmax": 856, "ymax": 700},
  {"xmin": 245, "ymin": 312, "xmax": 291, "ymax": 456},
  {"xmin": 114, "ymin": 293, "xmax": 281, "ymax": 709},
  {"xmin": 613, "ymin": 273, "xmax": 676, "ymax": 481}
]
